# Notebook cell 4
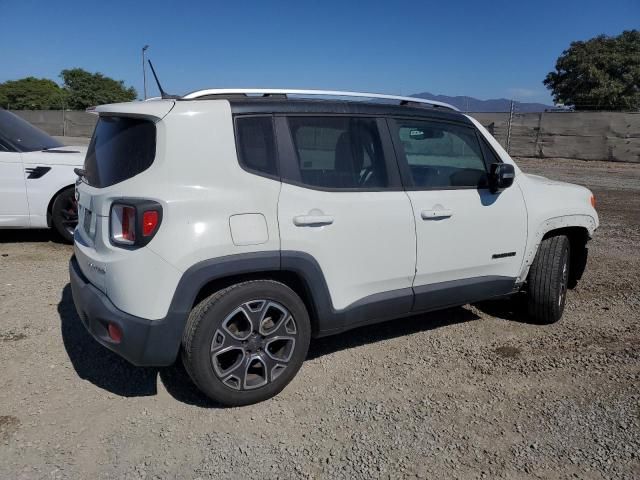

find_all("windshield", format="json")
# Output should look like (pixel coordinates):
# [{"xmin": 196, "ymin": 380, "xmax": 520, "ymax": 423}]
[{"xmin": 0, "ymin": 109, "xmax": 63, "ymax": 152}]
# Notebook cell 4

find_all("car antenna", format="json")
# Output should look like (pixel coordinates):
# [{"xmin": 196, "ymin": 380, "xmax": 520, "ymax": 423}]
[{"xmin": 147, "ymin": 60, "xmax": 180, "ymax": 99}]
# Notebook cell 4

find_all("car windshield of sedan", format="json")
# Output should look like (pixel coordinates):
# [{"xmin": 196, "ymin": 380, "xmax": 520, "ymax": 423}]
[{"xmin": 0, "ymin": 109, "xmax": 63, "ymax": 152}]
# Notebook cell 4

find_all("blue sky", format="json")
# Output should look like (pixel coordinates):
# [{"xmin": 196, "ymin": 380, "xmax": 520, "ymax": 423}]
[{"xmin": 1, "ymin": 0, "xmax": 638, "ymax": 104}]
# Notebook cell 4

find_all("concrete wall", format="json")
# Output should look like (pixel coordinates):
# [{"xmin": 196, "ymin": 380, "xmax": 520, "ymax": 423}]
[
  {"xmin": 470, "ymin": 111, "xmax": 640, "ymax": 163},
  {"xmin": 11, "ymin": 110, "xmax": 97, "ymax": 138},
  {"xmin": 9, "ymin": 109, "xmax": 640, "ymax": 163}
]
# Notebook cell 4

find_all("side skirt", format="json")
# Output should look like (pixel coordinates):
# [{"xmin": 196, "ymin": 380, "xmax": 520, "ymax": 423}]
[
  {"xmin": 412, "ymin": 276, "xmax": 517, "ymax": 313},
  {"xmin": 315, "ymin": 275, "xmax": 516, "ymax": 338}
]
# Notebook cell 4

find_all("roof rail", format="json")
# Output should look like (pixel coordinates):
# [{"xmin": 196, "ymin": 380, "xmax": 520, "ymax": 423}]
[{"xmin": 181, "ymin": 88, "xmax": 459, "ymax": 111}]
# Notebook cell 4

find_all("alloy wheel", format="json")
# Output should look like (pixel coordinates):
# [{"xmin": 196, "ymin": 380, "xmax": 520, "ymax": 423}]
[
  {"xmin": 559, "ymin": 255, "xmax": 569, "ymax": 307},
  {"xmin": 59, "ymin": 193, "xmax": 78, "ymax": 236},
  {"xmin": 210, "ymin": 300, "xmax": 298, "ymax": 390}
]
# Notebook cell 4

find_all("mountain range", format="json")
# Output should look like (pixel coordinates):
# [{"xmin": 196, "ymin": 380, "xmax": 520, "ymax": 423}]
[{"xmin": 411, "ymin": 92, "xmax": 554, "ymax": 112}]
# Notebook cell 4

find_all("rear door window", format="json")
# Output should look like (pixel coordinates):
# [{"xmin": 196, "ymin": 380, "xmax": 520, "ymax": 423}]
[
  {"xmin": 286, "ymin": 116, "xmax": 388, "ymax": 189},
  {"xmin": 84, "ymin": 116, "xmax": 156, "ymax": 188}
]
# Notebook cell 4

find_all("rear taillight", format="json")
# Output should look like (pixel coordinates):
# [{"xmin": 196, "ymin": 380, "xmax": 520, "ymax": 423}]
[
  {"xmin": 142, "ymin": 210, "xmax": 159, "ymax": 237},
  {"xmin": 111, "ymin": 205, "xmax": 136, "ymax": 245},
  {"xmin": 109, "ymin": 200, "xmax": 163, "ymax": 248}
]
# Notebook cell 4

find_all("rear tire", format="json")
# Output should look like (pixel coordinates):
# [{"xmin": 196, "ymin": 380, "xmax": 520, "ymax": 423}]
[
  {"xmin": 51, "ymin": 187, "xmax": 77, "ymax": 243},
  {"xmin": 181, "ymin": 280, "xmax": 311, "ymax": 406},
  {"xmin": 527, "ymin": 234, "xmax": 570, "ymax": 324}
]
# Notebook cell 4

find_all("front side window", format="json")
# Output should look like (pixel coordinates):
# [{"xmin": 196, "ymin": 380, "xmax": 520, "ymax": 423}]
[
  {"xmin": 235, "ymin": 116, "xmax": 277, "ymax": 177},
  {"xmin": 393, "ymin": 120, "xmax": 488, "ymax": 189},
  {"xmin": 287, "ymin": 117, "xmax": 388, "ymax": 189}
]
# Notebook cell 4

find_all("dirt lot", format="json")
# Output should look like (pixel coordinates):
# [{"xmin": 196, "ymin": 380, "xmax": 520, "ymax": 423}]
[{"xmin": 1, "ymin": 158, "xmax": 638, "ymax": 479}]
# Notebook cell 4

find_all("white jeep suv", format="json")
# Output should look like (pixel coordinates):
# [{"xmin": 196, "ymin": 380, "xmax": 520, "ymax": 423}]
[{"xmin": 69, "ymin": 90, "xmax": 598, "ymax": 406}]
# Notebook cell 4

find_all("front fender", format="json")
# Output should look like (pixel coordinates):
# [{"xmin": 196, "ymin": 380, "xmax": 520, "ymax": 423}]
[{"xmin": 517, "ymin": 214, "xmax": 597, "ymax": 283}]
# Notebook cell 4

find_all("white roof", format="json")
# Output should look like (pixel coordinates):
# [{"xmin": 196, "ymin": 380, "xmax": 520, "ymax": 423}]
[{"xmin": 181, "ymin": 88, "xmax": 458, "ymax": 111}]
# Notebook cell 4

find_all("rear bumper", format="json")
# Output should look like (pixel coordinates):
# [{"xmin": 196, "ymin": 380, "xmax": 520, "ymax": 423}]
[{"xmin": 69, "ymin": 255, "xmax": 184, "ymax": 367}]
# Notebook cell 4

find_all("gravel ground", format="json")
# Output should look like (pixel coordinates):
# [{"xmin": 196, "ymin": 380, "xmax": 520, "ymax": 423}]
[{"xmin": 0, "ymin": 158, "xmax": 638, "ymax": 479}]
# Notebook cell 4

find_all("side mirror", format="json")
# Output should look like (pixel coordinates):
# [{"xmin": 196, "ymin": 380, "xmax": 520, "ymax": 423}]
[{"xmin": 489, "ymin": 163, "xmax": 515, "ymax": 193}]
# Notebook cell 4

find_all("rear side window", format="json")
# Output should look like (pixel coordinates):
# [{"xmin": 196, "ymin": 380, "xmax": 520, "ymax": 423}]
[
  {"xmin": 393, "ymin": 120, "xmax": 488, "ymax": 189},
  {"xmin": 84, "ymin": 116, "xmax": 156, "ymax": 188},
  {"xmin": 287, "ymin": 117, "xmax": 388, "ymax": 189},
  {"xmin": 235, "ymin": 116, "xmax": 278, "ymax": 177}
]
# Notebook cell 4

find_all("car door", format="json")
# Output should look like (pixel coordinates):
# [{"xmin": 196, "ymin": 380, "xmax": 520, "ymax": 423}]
[
  {"xmin": 0, "ymin": 140, "xmax": 29, "ymax": 226},
  {"xmin": 388, "ymin": 117, "xmax": 527, "ymax": 312},
  {"xmin": 276, "ymin": 115, "xmax": 416, "ymax": 330}
]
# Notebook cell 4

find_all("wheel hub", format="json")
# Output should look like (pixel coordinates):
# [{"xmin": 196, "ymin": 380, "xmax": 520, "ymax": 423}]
[{"xmin": 245, "ymin": 333, "xmax": 264, "ymax": 353}]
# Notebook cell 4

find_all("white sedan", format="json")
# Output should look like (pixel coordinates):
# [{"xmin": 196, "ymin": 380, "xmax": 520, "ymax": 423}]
[{"xmin": 0, "ymin": 109, "xmax": 87, "ymax": 242}]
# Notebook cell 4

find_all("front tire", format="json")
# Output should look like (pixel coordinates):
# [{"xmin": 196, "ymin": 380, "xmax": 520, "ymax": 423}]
[
  {"xmin": 181, "ymin": 280, "xmax": 311, "ymax": 406},
  {"xmin": 527, "ymin": 234, "xmax": 570, "ymax": 324},
  {"xmin": 51, "ymin": 187, "xmax": 78, "ymax": 243}
]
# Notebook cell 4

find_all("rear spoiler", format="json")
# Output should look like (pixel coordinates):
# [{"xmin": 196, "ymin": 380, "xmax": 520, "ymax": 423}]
[{"xmin": 86, "ymin": 100, "xmax": 175, "ymax": 121}]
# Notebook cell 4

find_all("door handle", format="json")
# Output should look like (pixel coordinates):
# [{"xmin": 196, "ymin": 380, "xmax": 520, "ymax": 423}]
[
  {"xmin": 293, "ymin": 214, "xmax": 334, "ymax": 227},
  {"xmin": 421, "ymin": 209, "xmax": 453, "ymax": 220}
]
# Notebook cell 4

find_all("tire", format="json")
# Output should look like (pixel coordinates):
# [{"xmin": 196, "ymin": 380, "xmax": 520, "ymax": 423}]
[
  {"xmin": 181, "ymin": 280, "xmax": 311, "ymax": 406},
  {"xmin": 51, "ymin": 187, "xmax": 78, "ymax": 243},
  {"xmin": 526, "ymin": 234, "xmax": 570, "ymax": 324}
]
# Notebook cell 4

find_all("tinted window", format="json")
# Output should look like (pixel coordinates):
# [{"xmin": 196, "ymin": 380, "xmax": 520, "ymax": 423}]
[
  {"xmin": 236, "ymin": 116, "xmax": 277, "ymax": 176},
  {"xmin": 84, "ymin": 116, "xmax": 156, "ymax": 188},
  {"xmin": 288, "ymin": 117, "xmax": 387, "ymax": 189},
  {"xmin": 394, "ymin": 120, "xmax": 488, "ymax": 188},
  {"xmin": 480, "ymin": 138, "xmax": 501, "ymax": 165},
  {"xmin": 0, "ymin": 109, "xmax": 62, "ymax": 152}
]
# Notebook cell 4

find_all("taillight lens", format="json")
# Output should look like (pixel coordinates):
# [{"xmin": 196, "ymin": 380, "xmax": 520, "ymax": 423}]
[
  {"xmin": 110, "ymin": 200, "xmax": 162, "ymax": 248},
  {"xmin": 590, "ymin": 194, "xmax": 596, "ymax": 208},
  {"xmin": 111, "ymin": 204, "xmax": 136, "ymax": 245},
  {"xmin": 142, "ymin": 210, "xmax": 159, "ymax": 237}
]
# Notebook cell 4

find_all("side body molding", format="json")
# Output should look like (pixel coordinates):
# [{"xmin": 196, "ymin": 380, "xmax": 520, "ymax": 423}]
[
  {"xmin": 280, "ymin": 251, "xmax": 414, "ymax": 336},
  {"xmin": 168, "ymin": 250, "xmax": 517, "ymax": 340},
  {"xmin": 169, "ymin": 251, "xmax": 281, "ymax": 320},
  {"xmin": 143, "ymin": 250, "xmax": 516, "ymax": 365},
  {"xmin": 166, "ymin": 250, "xmax": 414, "ymax": 341}
]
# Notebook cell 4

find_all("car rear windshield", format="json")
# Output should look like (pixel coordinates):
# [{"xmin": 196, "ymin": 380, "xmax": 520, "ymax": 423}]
[{"xmin": 84, "ymin": 116, "xmax": 156, "ymax": 188}]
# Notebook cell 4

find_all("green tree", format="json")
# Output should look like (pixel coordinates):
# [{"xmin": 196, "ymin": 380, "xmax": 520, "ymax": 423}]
[
  {"xmin": 544, "ymin": 30, "xmax": 640, "ymax": 111},
  {"xmin": 61, "ymin": 68, "xmax": 137, "ymax": 109},
  {"xmin": 0, "ymin": 77, "xmax": 67, "ymax": 109}
]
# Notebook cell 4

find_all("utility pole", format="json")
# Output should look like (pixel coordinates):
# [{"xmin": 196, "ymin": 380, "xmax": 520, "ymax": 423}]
[
  {"xmin": 62, "ymin": 102, "xmax": 66, "ymax": 137},
  {"xmin": 142, "ymin": 45, "xmax": 149, "ymax": 100}
]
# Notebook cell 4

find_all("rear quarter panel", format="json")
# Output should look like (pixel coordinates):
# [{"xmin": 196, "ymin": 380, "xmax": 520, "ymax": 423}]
[
  {"xmin": 145, "ymin": 100, "xmax": 282, "ymax": 272},
  {"xmin": 75, "ymin": 100, "xmax": 281, "ymax": 320}
]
